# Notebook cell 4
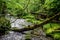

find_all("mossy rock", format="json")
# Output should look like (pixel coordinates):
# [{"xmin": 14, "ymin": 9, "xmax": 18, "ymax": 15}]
[{"xmin": 0, "ymin": 17, "xmax": 11, "ymax": 35}]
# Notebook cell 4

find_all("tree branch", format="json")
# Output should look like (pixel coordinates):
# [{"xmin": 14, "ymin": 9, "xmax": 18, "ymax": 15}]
[{"xmin": 11, "ymin": 12, "xmax": 60, "ymax": 32}]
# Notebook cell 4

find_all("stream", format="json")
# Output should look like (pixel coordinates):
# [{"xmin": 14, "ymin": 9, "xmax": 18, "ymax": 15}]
[
  {"xmin": 0, "ymin": 15, "xmax": 53, "ymax": 40},
  {"xmin": 0, "ymin": 31, "xmax": 25, "ymax": 40},
  {"xmin": 0, "ymin": 15, "xmax": 32, "ymax": 40}
]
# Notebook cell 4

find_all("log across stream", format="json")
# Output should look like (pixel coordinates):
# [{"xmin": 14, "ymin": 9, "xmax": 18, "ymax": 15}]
[{"xmin": 0, "ymin": 16, "xmax": 54, "ymax": 40}]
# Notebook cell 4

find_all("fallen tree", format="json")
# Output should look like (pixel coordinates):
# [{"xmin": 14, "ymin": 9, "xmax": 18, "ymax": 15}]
[{"xmin": 11, "ymin": 12, "xmax": 60, "ymax": 32}]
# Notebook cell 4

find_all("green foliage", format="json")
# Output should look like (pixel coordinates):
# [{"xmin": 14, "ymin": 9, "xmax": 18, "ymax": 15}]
[
  {"xmin": 3, "ymin": 0, "xmax": 42, "ymax": 24},
  {"xmin": 2, "ymin": 0, "xmax": 60, "ymax": 23},
  {"xmin": 44, "ymin": 0, "xmax": 60, "ymax": 10},
  {"xmin": 53, "ymin": 33, "xmax": 60, "ymax": 39},
  {"xmin": 44, "ymin": 23, "xmax": 60, "ymax": 39},
  {"xmin": 0, "ymin": 0, "xmax": 3, "ymax": 14},
  {"xmin": 0, "ymin": 17, "xmax": 11, "ymax": 34},
  {"xmin": 43, "ymin": 0, "xmax": 60, "ymax": 15}
]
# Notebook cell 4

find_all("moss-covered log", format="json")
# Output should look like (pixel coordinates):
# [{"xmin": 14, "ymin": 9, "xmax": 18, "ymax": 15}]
[{"xmin": 11, "ymin": 12, "xmax": 60, "ymax": 32}]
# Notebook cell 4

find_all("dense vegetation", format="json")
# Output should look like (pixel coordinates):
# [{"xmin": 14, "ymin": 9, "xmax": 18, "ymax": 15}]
[
  {"xmin": 0, "ymin": 0, "xmax": 60, "ymax": 40},
  {"xmin": 0, "ymin": 0, "xmax": 11, "ymax": 35},
  {"xmin": 0, "ymin": 17, "xmax": 11, "ymax": 35}
]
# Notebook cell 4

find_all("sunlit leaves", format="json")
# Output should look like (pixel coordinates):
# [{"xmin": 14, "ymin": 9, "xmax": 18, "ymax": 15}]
[
  {"xmin": 53, "ymin": 33, "xmax": 60, "ymax": 39},
  {"xmin": 44, "ymin": 23, "xmax": 60, "ymax": 39}
]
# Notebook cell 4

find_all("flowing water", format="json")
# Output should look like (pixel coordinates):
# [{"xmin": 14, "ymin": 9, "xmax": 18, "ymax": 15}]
[
  {"xmin": 0, "ymin": 15, "xmax": 32, "ymax": 40},
  {"xmin": 0, "ymin": 15, "xmax": 53, "ymax": 40},
  {"xmin": 0, "ymin": 31, "xmax": 25, "ymax": 40}
]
